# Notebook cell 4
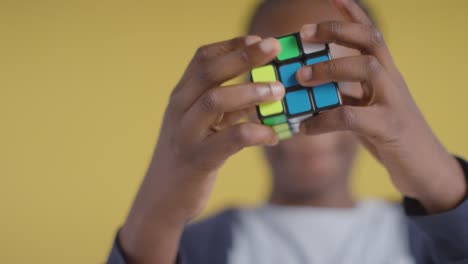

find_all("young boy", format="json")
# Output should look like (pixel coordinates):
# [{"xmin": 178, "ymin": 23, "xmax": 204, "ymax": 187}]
[{"xmin": 108, "ymin": 0, "xmax": 468, "ymax": 263}]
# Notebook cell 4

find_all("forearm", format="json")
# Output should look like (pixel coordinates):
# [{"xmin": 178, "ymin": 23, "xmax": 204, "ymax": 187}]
[
  {"xmin": 119, "ymin": 172, "xmax": 187, "ymax": 264},
  {"xmin": 383, "ymin": 111, "xmax": 466, "ymax": 213},
  {"xmin": 117, "ymin": 150, "xmax": 219, "ymax": 263},
  {"xmin": 119, "ymin": 214, "xmax": 184, "ymax": 264},
  {"xmin": 409, "ymin": 148, "xmax": 465, "ymax": 213}
]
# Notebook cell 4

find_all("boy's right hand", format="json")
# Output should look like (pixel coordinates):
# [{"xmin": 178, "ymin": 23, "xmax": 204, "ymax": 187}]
[{"xmin": 119, "ymin": 36, "xmax": 284, "ymax": 263}]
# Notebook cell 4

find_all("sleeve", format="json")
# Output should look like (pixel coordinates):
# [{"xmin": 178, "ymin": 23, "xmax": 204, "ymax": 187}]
[
  {"xmin": 106, "ymin": 232, "xmax": 128, "ymax": 264},
  {"xmin": 404, "ymin": 156, "xmax": 468, "ymax": 264},
  {"xmin": 106, "ymin": 209, "xmax": 236, "ymax": 264},
  {"xmin": 105, "ymin": 231, "xmax": 188, "ymax": 264},
  {"xmin": 105, "ymin": 231, "xmax": 189, "ymax": 264}
]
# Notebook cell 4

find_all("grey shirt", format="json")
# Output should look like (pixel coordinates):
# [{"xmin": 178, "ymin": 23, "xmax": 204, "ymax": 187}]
[
  {"xmin": 107, "ymin": 157, "xmax": 468, "ymax": 264},
  {"xmin": 229, "ymin": 200, "xmax": 414, "ymax": 264}
]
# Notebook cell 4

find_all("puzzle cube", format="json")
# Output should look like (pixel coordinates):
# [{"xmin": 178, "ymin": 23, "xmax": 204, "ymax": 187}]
[{"xmin": 250, "ymin": 33, "xmax": 342, "ymax": 140}]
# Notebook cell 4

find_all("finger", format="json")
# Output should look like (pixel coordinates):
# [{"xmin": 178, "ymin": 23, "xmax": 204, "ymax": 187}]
[
  {"xmin": 341, "ymin": 93, "xmax": 364, "ymax": 106},
  {"xmin": 338, "ymin": 82, "xmax": 364, "ymax": 101},
  {"xmin": 194, "ymin": 35, "xmax": 262, "ymax": 61},
  {"xmin": 184, "ymin": 82, "xmax": 285, "ymax": 136},
  {"xmin": 327, "ymin": 1, "xmax": 407, "ymax": 86},
  {"xmin": 192, "ymin": 37, "xmax": 281, "ymax": 88},
  {"xmin": 201, "ymin": 122, "xmax": 278, "ymax": 163},
  {"xmin": 214, "ymin": 107, "xmax": 259, "ymax": 131},
  {"xmin": 331, "ymin": 0, "xmax": 373, "ymax": 25},
  {"xmin": 300, "ymin": 105, "xmax": 385, "ymax": 139},
  {"xmin": 301, "ymin": 22, "xmax": 387, "ymax": 61},
  {"xmin": 296, "ymin": 55, "xmax": 389, "ymax": 103},
  {"xmin": 172, "ymin": 35, "xmax": 262, "ymax": 110},
  {"xmin": 297, "ymin": 55, "xmax": 385, "ymax": 84},
  {"xmin": 300, "ymin": 21, "xmax": 407, "ymax": 87}
]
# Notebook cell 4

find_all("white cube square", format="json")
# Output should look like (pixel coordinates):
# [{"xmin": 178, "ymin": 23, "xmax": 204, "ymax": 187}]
[{"xmin": 302, "ymin": 42, "xmax": 326, "ymax": 55}]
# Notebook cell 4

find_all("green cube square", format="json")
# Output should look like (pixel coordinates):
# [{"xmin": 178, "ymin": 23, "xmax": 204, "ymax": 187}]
[
  {"xmin": 277, "ymin": 35, "xmax": 300, "ymax": 61},
  {"xmin": 263, "ymin": 115, "xmax": 287, "ymax": 126}
]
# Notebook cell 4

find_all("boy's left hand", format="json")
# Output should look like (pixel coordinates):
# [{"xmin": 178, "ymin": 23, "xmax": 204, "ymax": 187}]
[{"xmin": 297, "ymin": 0, "xmax": 466, "ymax": 213}]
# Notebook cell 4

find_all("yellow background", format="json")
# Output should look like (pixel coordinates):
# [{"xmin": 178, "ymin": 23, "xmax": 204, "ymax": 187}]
[{"xmin": 1, "ymin": 0, "xmax": 467, "ymax": 263}]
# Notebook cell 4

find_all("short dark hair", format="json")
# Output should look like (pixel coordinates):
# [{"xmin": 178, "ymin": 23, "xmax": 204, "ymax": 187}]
[{"xmin": 247, "ymin": 0, "xmax": 376, "ymax": 33}]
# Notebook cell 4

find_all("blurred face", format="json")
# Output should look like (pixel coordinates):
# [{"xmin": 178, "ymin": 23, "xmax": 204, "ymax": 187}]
[{"xmin": 250, "ymin": 0, "xmax": 360, "ymax": 199}]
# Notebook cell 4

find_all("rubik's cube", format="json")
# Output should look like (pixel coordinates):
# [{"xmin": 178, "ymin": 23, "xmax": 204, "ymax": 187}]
[{"xmin": 250, "ymin": 33, "xmax": 342, "ymax": 140}]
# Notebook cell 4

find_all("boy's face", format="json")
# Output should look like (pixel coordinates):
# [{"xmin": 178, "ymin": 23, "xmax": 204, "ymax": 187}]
[{"xmin": 250, "ymin": 0, "xmax": 360, "ymax": 198}]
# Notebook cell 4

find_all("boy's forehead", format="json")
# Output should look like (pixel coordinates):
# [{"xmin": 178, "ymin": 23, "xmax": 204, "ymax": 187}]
[{"xmin": 250, "ymin": 0, "xmax": 343, "ymax": 37}]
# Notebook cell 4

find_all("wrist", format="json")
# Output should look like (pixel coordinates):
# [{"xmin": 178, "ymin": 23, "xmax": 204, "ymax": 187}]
[
  {"xmin": 382, "ymin": 114, "xmax": 467, "ymax": 213},
  {"xmin": 117, "ymin": 167, "xmax": 195, "ymax": 263},
  {"xmin": 410, "ymin": 153, "xmax": 466, "ymax": 213},
  {"xmin": 120, "ymin": 199, "xmax": 186, "ymax": 264},
  {"xmin": 119, "ymin": 223, "xmax": 183, "ymax": 264}
]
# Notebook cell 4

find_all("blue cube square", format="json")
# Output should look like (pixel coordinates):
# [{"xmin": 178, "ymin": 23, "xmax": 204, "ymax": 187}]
[
  {"xmin": 285, "ymin": 89, "xmax": 312, "ymax": 115},
  {"xmin": 312, "ymin": 83, "xmax": 340, "ymax": 109},
  {"xmin": 305, "ymin": 55, "xmax": 329, "ymax": 66},
  {"xmin": 278, "ymin": 62, "xmax": 302, "ymax": 88}
]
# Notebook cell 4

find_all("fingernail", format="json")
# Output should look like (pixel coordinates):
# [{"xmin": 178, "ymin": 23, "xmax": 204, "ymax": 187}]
[
  {"xmin": 245, "ymin": 35, "xmax": 261, "ymax": 46},
  {"xmin": 267, "ymin": 135, "xmax": 279, "ymax": 146},
  {"xmin": 301, "ymin": 24, "xmax": 317, "ymax": 39},
  {"xmin": 299, "ymin": 67, "xmax": 313, "ymax": 81},
  {"xmin": 270, "ymin": 82, "xmax": 284, "ymax": 97},
  {"xmin": 259, "ymin": 38, "xmax": 278, "ymax": 54}
]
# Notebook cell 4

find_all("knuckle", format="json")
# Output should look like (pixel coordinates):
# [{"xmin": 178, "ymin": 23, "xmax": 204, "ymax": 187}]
[
  {"xmin": 253, "ymin": 83, "xmax": 271, "ymax": 99},
  {"xmin": 232, "ymin": 125, "xmax": 252, "ymax": 146},
  {"xmin": 168, "ymin": 90, "xmax": 185, "ymax": 113},
  {"xmin": 323, "ymin": 60, "xmax": 337, "ymax": 76},
  {"xmin": 167, "ymin": 94, "xmax": 179, "ymax": 112},
  {"xmin": 364, "ymin": 55, "xmax": 381, "ymax": 74},
  {"xmin": 195, "ymin": 45, "xmax": 211, "ymax": 61},
  {"xmin": 339, "ymin": 106, "xmax": 357, "ymax": 130},
  {"xmin": 169, "ymin": 88, "xmax": 180, "ymax": 103},
  {"xmin": 197, "ymin": 65, "xmax": 217, "ymax": 84},
  {"xmin": 218, "ymin": 41, "xmax": 233, "ymax": 55},
  {"xmin": 328, "ymin": 21, "xmax": 343, "ymax": 37},
  {"xmin": 239, "ymin": 48, "xmax": 250, "ymax": 64},
  {"xmin": 200, "ymin": 90, "xmax": 221, "ymax": 112},
  {"xmin": 367, "ymin": 26, "xmax": 384, "ymax": 48}
]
